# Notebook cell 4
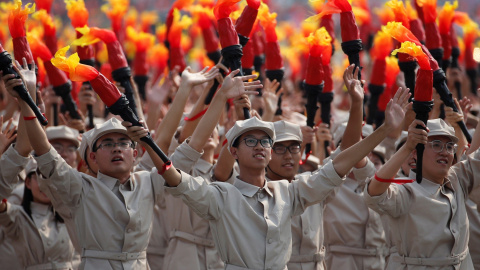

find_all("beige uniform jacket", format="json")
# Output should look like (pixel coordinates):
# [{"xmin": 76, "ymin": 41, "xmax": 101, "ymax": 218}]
[
  {"xmin": 323, "ymin": 152, "xmax": 387, "ymax": 270},
  {"xmin": 0, "ymin": 202, "xmax": 79, "ymax": 269},
  {"xmin": 166, "ymin": 160, "xmax": 344, "ymax": 270},
  {"xmin": 35, "ymin": 147, "xmax": 166, "ymax": 270},
  {"xmin": 162, "ymin": 142, "xmax": 224, "ymax": 270},
  {"xmin": 466, "ymin": 199, "xmax": 480, "ymax": 269},
  {"xmin": 282, "ymin": 170, "xmax": 328, "ymax": 270},
  {"xmin": 364, "ymin": 151, "xmax": 480, "ymax": 270},
  {"xmin": 136, "ymin": 153, "xmax": 169, "ymax": 270}
]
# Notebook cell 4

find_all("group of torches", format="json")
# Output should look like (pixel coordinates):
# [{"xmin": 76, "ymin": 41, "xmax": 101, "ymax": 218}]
[{"xmin": 0, "ymin": 0, "xmax": 479, "ymax": 182}]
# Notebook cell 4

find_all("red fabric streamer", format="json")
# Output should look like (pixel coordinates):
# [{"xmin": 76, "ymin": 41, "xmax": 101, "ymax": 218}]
[
  {"xmin": 409, "ymin": 19, "xmax": 426, "ymax": 44},
  {"xmin": 202, "ymin": 26, "xmax": 220, "ymax": 53},
  {"xmin": 305, "ymin": 55, "xmax": 323, "ymax": 85},
  {"xmin": 370, "ymin": 58, "xmax": 386, "ymax": 86},
  {"xmin": 106, "ymin": 41, "xmax": 128, "ymax": 71},
  {"xmin": 43, "ymin": 61, "xmax": 69, "ymax": 87},
  {"xmin": 90, "ymin": 73, "xmax": 122, "ymax": 107},
  {"xmin": 169, "ymin": 46, "xmax": 186, "ymax": 71},
  {"xmin": 264, "ymin": 41, "xmax": 283, "ymax": 70},
  {"xmin": 184, "ymin": 107, "xmax": 208, "ymax": 121},
  {"xmin": 235, "ymin": 5, "xmax": 258, "ymax": 38},
  {"xmin": 424, "ymin": 22, "xmax": 442, "ymax": 50},
  {"xmin": 13, "ymin": 37, "xmax": 34, "ymax": 65},
  {"xmin": 340, "ymin": 11, "xmax": 360, "ymax": 41},
  {"xmin": 242, "ymin": 41, "xmax": 254, "ymax": 69},
  {"xmin": 414, "ymin": 69, "xmax": 433, "ymax": 102},
  {"xmin": 217, "ymin": 17, "xmax": 239, "ymax": 48}
]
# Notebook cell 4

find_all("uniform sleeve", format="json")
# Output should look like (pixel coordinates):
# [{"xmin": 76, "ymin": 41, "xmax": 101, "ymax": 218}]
[
  {"xmin": 352, "ymin": 158, "xmax": 376, "ymax": 187},
  {"xmin": 451, "ymin": 149, "xmax": 480, "ymax": 199},
  {"xmin": 170, "ymin": 141, "xmax": 203, "ymax": 173},
  {"xmin": 363, "ymin": 180, "xmax": 413, "ymax": 218},
  {"xmin": 34, "ymin": 147, "xmax": 83, "ymax": 216},
  {"xmin": 0, "ymin": 145, "xmax": 30, "ymax": 199},
  {"xmin": 135, "ymin": 152, "xmax": 155, "ymax": 172},
  {"xmin": 289, "ymin": 160, "xmax": 345, "ymax": 217},
  {"xmin": 165, "ymin": 170, "xmax": 226, "ymax": 220},
  {"xmin": 0, "ymin": 203, "xmax": 29, "ymax": 240}
]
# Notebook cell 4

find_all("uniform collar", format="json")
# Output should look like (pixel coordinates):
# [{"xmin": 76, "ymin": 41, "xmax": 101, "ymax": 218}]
[
  {"xmin": 97, "ymin": 171, "xmax": 134, "ymax": 191},
  {"xmin": 408, "ymin": 171, "xmax": 454, "ymax": 193},
  {"xmin": 196, "ymin": 158, "xmax": 213, "ymax": 175},
  {"xmin": 30, "ymin": 202, "xmax": 50, "ymax": 216},
  {"xmin": 234, "ymin": 176, "xmax": 273, "ymax": 198}
]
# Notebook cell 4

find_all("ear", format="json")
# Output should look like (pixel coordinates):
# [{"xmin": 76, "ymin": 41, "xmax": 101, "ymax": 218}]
[
  {"xmin": 25, "ymin": 177, "xmax": 32, "ymax": 189},
  {"xmin": 133, "ymin": 149, "xmax": 138, "ymax": 159},
  {"xmin": 89, "ymin": 152, "xmax": 98, "ymax": 164},
  {"xmin": 230, "ymin": 147, "xmax": 239, "ymax": 159}
]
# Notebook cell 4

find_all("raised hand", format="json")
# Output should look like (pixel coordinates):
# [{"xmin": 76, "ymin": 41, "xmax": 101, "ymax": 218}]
[
  {"xmin": 122, "ymin": 120, "xmax": 149, "ymax": 144},
  {"xmin": 233, "ymin": 94, "xmax": 251, "ymax": 121},
  {"xmin": 405, "ymin": 119, "xmax": 428, "ymax": 152},
  {"xmin": 0, "ymin": 116, "xmax": 17, "ymax": 154},
  {"xmin": 262, "ymin": 78, "xmax": 283, "ymax": 115},
  {"xmin": 384, "ymin": 87, "xmax": 411, "ymax": 130},
  {"xmin": 219, "ymin": 69, "xmax": 262, "ymax": 99},
  {"xmin": 180, "ymin": 66, "xmax": 219, "ymax": 87},
  {"xmin": 458, "ymin": 96, "xmax": 472, "ymax": 122},
  {"xmin": 343, "ymin": 64, "xmax": 364, "ymax": 102}
]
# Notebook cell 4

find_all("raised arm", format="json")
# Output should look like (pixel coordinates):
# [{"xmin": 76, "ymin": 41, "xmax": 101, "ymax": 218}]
[
  {"xmin": 367, "ymin": 120, "xmax": 428, "ymax": 196},
  {"xmin": 340, "ymin": 65, "xmax": 367, "ymax": 168},
  {"xmin": 332, "ymin": 86, "xmax": 411, "ymax": 178}
]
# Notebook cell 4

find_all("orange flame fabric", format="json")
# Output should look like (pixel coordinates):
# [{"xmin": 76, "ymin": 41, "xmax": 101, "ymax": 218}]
[
  {"xmin": 392, "ymin": 41, "xmax": 430, "ymax": 70},
  {"xmin": 27, "ymin": 34, "xmax": 52, "ymax": 61},
  {"xmin": 73, "ymin": 26, "xmax": 117, "ymax": 46},
  {"xmin": 140, "ymin": 11, "xmax": 158, "ymax": 33},
  {"xmin": 405, "ymin": 0, "xmax": 418, "ymax": 20},
  {"xmin": 65, "ymin": 0, "xmax": 89, "ymax": 28},
  {"xmin": 8, "ymin": 0, "xmax": 35, "ymax": 38},
  {"xmin": 307, "ymin": 27, "xmax": 332, "ymax": 57},
  {"xmin": 375, "ymin": 6, "xmax": 395, "ymax": 25},
  {"xmin": 382, "ymin": 21, "xmax": 421, "ymax": 45},
  {"xmin": 32, "ymin": 9, "xmax": 55, "ymax": 36},
  {"xmin": 258, "ymin": 3, "xmax": 277, "ymax": 42},
  {"xmin": 387, "ymin": 0, "xmax": 410, "ymax": 29},
  {"xmin": 417, "ymin": 0, "xmax": 437, "ymax": 23},
  {"xmin": 167, "ymin": 9, "xmax": 192, "ymax": 48},
  {"xmin": 101, "ymin": 0, "xmax": 129, "ymax": 33},
  {"xmin": 126, "ymin": 26, "xmax": 154, "ymax": 52},
  {"xmin": 438, "ymin": 1, "xmax": 457, "ymax": 34},
  {"xmin": 371, "ymin": 31, "xmax": 393, "ymax": 60},
  {"xmin": 51, "ymin": 46, "xmax": 99, "ymax": 81}
]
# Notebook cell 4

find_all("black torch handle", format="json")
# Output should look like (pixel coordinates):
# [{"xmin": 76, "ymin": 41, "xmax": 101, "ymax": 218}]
[
  {"xmin": 14, "ymin": 84, "xmax": 48, "ymax": 125},
  {"xmin": 60, "ymin": 93, "xmax": 81, "ymax": 120},
  {"xmin": 205, "ymin": 66, "xmax": 227, "ymax": 105},
  {"xmin": 81, "ymin": 81, "xmax": 95, "ymax": 129},
  {"xmin": 415, "ymin": 129, "xmax": 425, "ymax": 183},
  {"xmin": 454, "ymin": 81, "xmax": 462, "ymax": 100},
  {"xmin": 53, "ymin": 103, "xmax": 58, "ymax": 126},
  {"xmin": 412, "ymin": 100, "xmax": 433, "ymax": 183},
  {"xmin": 120, "ymin": 79, "xmax": 139, "ymax": 116}
]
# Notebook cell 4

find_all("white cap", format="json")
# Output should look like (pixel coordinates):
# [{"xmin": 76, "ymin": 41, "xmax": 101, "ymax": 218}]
[
  {"xmin": 90, "ymin": 118, "xmax": 128, "ymax": 150},
  {"xmin": 46, "ymin": 126, "xmax": 80, "ymax": 147},
  {"xmin": 225, "ymin": 117, "xmax": 275, "ymax": 151},
  {"xmin": 273, "ymin": 120, "xmax": 302, "ymax": 143}
]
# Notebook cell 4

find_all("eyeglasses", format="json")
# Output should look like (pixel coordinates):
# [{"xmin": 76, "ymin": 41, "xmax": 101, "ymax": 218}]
[
  {"xmin": 52, "ymin": 144, "xmax": 78, "ymax": 154},
  {"xmin": 242, "ymin": 137, "xmax": 273, "ymax": 148},
  {"xmin": 96, "ymin": 142, "xmax": 134, "ymax": 151},
  {"xmin": 427, "ymin": 140, "xmax": 457, "ymax": 154},
  {"xmin": 272, "ymin": 143, "xmax": 301, "ymax": 154}
]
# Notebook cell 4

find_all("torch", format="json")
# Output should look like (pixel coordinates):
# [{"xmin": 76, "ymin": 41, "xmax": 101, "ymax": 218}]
[
  {"xmin": 197, "ymin": 8, "xmax": 221, "ymax": 64},
  {"xmin": 450, "ymin": 25, "xmax": 462, "ymax": 99},
  {"xmin": 6, "ymin": 0, "xmax": 48, "ymax": 125},
  {"xmin": 168, "ymin": 9, "xmax": 190, "ymax": 73},
  {"xmin": 420, "ymin": 0, "xmax": 444, "ymax": 67},
  {"xmin": 367, "ymin": 30, "xmax": 392, "ymax": 125},
  {"xmin": 73, "ymin": 26, "xmax": 139, "ymax": 116},
  {"xmin": 438, "ymin": 1, "xmax": 457, "ymax": 73},
  {"xmin": 51, "ymin": 46, "xmax": 170, "ymax": 163},
  {"xmin": 101, "ymin": 0, "xmax": 129, "ymax": 45},
  {"xmin": 393, "ymin": 41, "xmax": 433, "ymax": 183}
]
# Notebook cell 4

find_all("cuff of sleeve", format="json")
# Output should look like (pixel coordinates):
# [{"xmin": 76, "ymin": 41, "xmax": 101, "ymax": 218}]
[
  {"xmin": 164, "ymin": 170, "xmax": 191, "ymax": 196},
  {"xmin": 178, "ymin": 141, "xmax": 204, "ymax": 160},
  {"xmin": 2, "ymin": 144, "xmax": 30, "ymax": 167},
  {"xmin": 323, "ymin": 159, "xmax": 345, "ymax": 186},
  {"xmin": 34, "ymin": 146, "xmax": 58, "ymax": 168},
  {"xmin": 363, "ymin": 179, "xmax": 389, "ymax": 201},
  {"xmin": 0, "ymin": 202, "xmax": 13, "ymax": 222}
]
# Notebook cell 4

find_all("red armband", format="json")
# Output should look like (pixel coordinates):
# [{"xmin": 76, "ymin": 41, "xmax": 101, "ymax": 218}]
[
  {"xmin": 158, "ymin": 161, "xmax": 172, "ymax": 175},
  {"xmin": 374, "ymin": 174, "xmax": 415, "ymax": 184}
]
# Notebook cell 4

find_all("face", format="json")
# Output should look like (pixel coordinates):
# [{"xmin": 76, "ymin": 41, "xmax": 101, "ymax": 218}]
[
  {"xmin": 368, "ymin": 152, "xmax": 384, "ymax": 171},
  {"xmin": 419, "ymin": 136, "xmax": 455, "ymax": 182},
  {"xmin": 230, "ymin": 130, "xmax": 272, "ymax": 170},
  {"xmin": 89, "ymin": 133, "xmax": 137, "ymax": 180},
  {"xmin": 26, "ymin": 173, "xmax": 51, "ymax": 204},
  {"xmin": 267, "ymin": 140, "xmax": 302, "ymax": 181},
  {"xmin": 51, "ymin": 139, "xmax": 78, "ymax": 167}
]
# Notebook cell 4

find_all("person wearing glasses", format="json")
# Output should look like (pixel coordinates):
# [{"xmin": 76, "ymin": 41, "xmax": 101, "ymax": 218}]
[
  {"xmin": 134, "ymin": 81, "xmax": 409, "ymax": 269},
  {"xmin": 365, "ymin": 118, "xmax": 480, "ymax": 269},
  {"xmin": 45, "ymin": 126, "xmax": 80, "ymax": 168},
  {"xmin": 266, "ymin": 120, "xmax": 328, "ymax": 270}
]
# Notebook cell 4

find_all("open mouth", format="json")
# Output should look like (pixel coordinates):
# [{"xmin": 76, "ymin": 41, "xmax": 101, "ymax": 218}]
[
  {"xmin": 437, "ymin": 158, "xmax": 448, "ymax": 165},
  {"xmin": 112, "ymin": 157, "xmax": 124, "ymax": 162},
  {"xmin": 254, "ymin": 153, "xmax": 265, "ymax": 159},
  {"xmin": 282, "ymin": 162, "xmax": 294, "ymax": 168}
]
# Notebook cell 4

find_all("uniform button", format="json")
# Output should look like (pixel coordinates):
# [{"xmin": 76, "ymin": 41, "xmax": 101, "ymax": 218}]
[
  {"xmin": 304, "ymin": 230, "xmax": 308, "ymax": 235},
  {"xmin": 259, "ymin": 194, "xmax": 265, "ymax": 199},
  {"xmin": 127, "ymin": 229, "xmax": 132, "ymax": 233},
  {"xmin": 268, "ymin": 239, "xmax": 273, "ymax": 244},
  {"xmin": 265, "ymin": 216, "xmax": 269, "ymax": 219},
  {"xmin": 47, "ymin": 241, "xmax": 51, "ymax": 246},
  {"xmin": 41, "ymin": 226, "xmax": 46, "ymax": 231}
]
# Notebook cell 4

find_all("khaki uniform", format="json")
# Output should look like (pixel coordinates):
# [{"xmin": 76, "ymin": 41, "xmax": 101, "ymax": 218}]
[
  {"xmin": 364, "ymin": 150, "xmax": 480, "ymax": 269},
  {"xmin": 166, "ymin": 160, "xmax": 344, "ymax": 269},
  {"xmin": 466, "ymin": 199, "xmax": 480, "ymax": 269},
  {"xmin": 162, "ymin": 142, "xmax": 224, "ymax": 270},
  {"xmin": 0, "ymin": 202, "xmax": 79, "ymax": 269},
  {"xmin": 35, "ymin": 147, "xmax": 166, "ymax": 270},
  {"xmin": 283, "ymin": 171, "xmax": 328, "ymax": 270},
  {"xmin": 323, "ymin": 151, "xmax": 387, "ymax": 270}
]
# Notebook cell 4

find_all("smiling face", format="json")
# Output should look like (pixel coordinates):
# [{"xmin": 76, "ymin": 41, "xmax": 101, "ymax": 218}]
[
  {"xmin": 267, "ymin": 140, "xmax": 301, "ymax": 181},
  {"xmin": 89, "ymin": 132, "xmax": 137, "ymax": 182},
  {"xmin": 419, "ymin": 136, "xmax": 455, "ymax": 183},
  {"xmin": 230, "ymin": 130, "xmax": 272, "ymax": 171}
]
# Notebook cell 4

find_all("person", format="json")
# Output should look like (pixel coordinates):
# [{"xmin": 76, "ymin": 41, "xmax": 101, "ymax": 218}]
[
  {"xmin": 126, "ymin": 80, "xmax": 409, "ymax": 269},
  {"xmin": 365, "ymin": 118, "xmax": 480, "ymax": 269},
  {"xmin": 265, "ymin": 120, "xmax": 327, "ymax": 270},
  {"xmin": 45, "ymin": 125, "xmax": 80, "ymax": 168}
]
